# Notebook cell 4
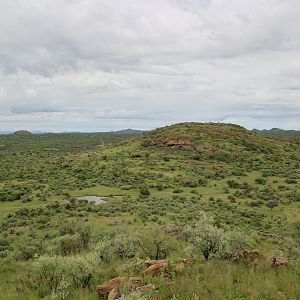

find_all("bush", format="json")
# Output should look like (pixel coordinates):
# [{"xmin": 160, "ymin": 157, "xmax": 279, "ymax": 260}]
[
  {"xmin": 184, "ymin": 212, "xmax": 229, "ymax": 260},
  {"xmin": 33, "ymin": 255, "xmax": 66, "ymax": 291},
  {"xmin": 77, "ymin": 225, "xmax": 91, "ymax": 249},
  {"xmin": 59, "ymin": 235, "xmax": 81, "ymax": 255},
  {"xmin": 94, "ymin": 239, "xmax": 113, "ymax": 262},
  {"xmin": 255, "ymin": 178, "xmax": 266, "ymax": 185},
  {"xmin": 112, "ymin": 234, "xmax": 141, "ymax": 259},
  {"xmin": 228, "ymin": 233, "xmax": 248, "ymax": 256},
  {"xmin": 33, "ymin": 254, "xmax": 97, "ymax": 296},
  {"xmin": 226, "ymin": 180, "xmax": 240, "ymax": 189},
  {"xmin": 140, "ymin": 188, "xmax": 150, "ymax": 197},
  {"xmin": 94, "ymin": 234, "xmax": 141, "ymax": 261},
  {"xmin": 66, "ymin": 254, "xmax": 96, "ymax": 288},
  {"xmin": 266, "ymin": 199, "xmax": 278, "ymax": 210},
  {"xmin": 139, "ymin": 226, "xmax": 174, "ymax": 260}
]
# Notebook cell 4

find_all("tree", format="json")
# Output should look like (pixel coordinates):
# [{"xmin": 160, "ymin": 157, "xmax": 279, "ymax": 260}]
[
  {"xmin": 139, "ymin": 187, "xmax": 150, "ymax": 198},
  {"xmin": 78, "ymin": 225, "xmax": 91, "ymax": 249},
  {"xmin": 266, "ymin": 199, "xmax": 278, "ymax": 210},
  {"xmin": 185, "ymin": 212, "xmax": 229, "ymax": 260},
  {"xmin": 139, "ymin": 226, "xmax": 173, "ymax": 260}
]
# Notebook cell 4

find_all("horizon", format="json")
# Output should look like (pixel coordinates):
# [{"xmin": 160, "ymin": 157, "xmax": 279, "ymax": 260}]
[
  {"xmin": 1, "ymin": 122, "xmax": 300, "ymax": 134},
  {"xmin": 1, "ymin": 1, "xmax": 300, "ymax": 131}
]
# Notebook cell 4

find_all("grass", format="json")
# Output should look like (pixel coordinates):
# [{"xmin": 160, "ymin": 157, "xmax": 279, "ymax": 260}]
[{"xmin": 0, "ymin": 122, "xmax": 299, "ymax": 299}]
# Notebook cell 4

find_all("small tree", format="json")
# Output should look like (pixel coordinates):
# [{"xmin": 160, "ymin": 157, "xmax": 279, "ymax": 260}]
[
  {"xmin": 78, "ymin": 225, "xmax": 91, "ymax": 249},
  {"xmin": 66, "ymin": 254, "xmax": 96, "ymax": 289},
  {"xmin": 33, "ymin": 255, "xmax": 66, "ymax": 291},
  {"xmin": 185, "ymin": 212, "xmax": 229, "ymax": 260},
  {"xmin": 139, "ymin": 187, "xmax": 150, "ymax": 198},
  {"xmin": 139, "ymin": 226, "xmax": 173, "ymax": 260},
  {"xmin": 266, "ymin": 199, "xmax": 278, "ymax": 210}
]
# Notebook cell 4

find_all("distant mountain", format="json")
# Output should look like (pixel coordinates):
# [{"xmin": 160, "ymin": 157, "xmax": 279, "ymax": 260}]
[
  {"xmin": 14, "ymin": 130, "xmax": 33, "ymax": 136},
  {"xmin": 253, "ymin": 128, "xmax": 300, "ymax": 138},
  {"xmin": 0, "ymin": 131, "xmax": 13, "ymax": 135},
  {"xmin": 110, "ymin": 129, "xmax": 145, "ymax": 135}
]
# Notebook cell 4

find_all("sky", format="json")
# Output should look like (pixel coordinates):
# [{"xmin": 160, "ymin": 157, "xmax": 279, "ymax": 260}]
[{"xmin": 0, "ymin": 0, "xmax": 300, "ymax": 132}]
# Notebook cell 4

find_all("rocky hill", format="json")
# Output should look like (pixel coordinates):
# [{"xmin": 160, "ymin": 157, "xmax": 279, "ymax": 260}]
[{"xmin": 14, "ymin": 130, "xmax": 32, "ymax": 136}]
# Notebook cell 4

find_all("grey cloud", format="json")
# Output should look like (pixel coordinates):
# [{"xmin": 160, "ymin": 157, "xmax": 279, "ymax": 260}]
[{"xmin": 0, "ymin": 0, "xmax": 300, "ymax": 130}]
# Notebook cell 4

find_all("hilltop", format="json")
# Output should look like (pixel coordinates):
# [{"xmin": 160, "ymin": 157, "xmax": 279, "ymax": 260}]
[
  {"xmin": 142, "ymin": 122, "xmax": 275, "ymax": 154},
  {"xmin": 14, "ymin": 130, "xmax": 32, "ymax": 136}
]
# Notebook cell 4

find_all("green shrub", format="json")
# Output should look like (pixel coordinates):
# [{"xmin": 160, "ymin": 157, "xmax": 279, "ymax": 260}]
[{"xmin": 184, "ymin": 212, "xmax": 229, "ymax": 260}]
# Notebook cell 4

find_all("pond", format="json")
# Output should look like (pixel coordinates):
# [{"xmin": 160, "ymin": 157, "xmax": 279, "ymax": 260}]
[{"xmin": 75, "ymin": 195, "xmax": 107, "ymax": 205}]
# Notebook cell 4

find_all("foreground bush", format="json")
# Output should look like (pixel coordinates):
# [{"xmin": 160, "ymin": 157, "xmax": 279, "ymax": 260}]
[
  {"xmin": 33, "ymin": 253, "xmax": 97, "ymax": 297},
  {"xmin": 185, "ymin": 212, "xmax": 229, "ymax": 260}
]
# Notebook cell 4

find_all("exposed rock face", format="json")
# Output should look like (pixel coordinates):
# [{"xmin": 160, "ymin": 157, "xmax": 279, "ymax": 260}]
[
  {"xmin": 141, "ymin": 260, "xmax": 168, "ymax": 276},
  {"xmin": 268, "ymin": 256, "xmax": 288, "ymax": 267}
]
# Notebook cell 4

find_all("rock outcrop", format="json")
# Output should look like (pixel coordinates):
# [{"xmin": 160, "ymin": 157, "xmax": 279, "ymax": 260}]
[
  {"xmin": 141, "ymin": 259, "xmax": 169, "ymax": 276},
  {"xmin": 231, "ymin": 250, "xmax": 260, "ymax": 262},
  {"xmin": 97, "ymin": 277, "xmax": 127, "ymax": 297},
  {"xmin": 268, "ymin": 256, "xmax": 288, "ymax": 267},
  {"xmin": 97, "ymin": 276, "xmax": 149, "ymax": 299}
]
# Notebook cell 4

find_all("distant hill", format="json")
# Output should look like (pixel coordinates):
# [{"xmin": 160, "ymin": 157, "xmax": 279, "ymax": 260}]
[
  {"xmin": 14, "ymin": 130, "xmax": 33, "ymax": 136},
  {"xmin": 0, "ymin": 131, "xmax": 13, "ymax": 135},
  {"xmin": 253, "ymin": 128, "xmax": 300, "ymax": 138},
  {"xmin": 110, "ymin": 129, "xmax": 145, "ymax": 135}
]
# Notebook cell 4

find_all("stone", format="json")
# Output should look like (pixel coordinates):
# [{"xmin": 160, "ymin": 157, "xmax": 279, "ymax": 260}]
[
  {"xmin": 231, "ymin": 250, "xmax": 260, "ymax": 262},
  {"xmin": 97, "ymin": 277, "xmax": 127, "ymax": 297},
  {"xmin": 268, "ymin": 256, "xmax": 288, "ymax": 267},
  {"xmin": 107, "ymin": 287, "xmax": 121, "ymax": 300},
  {"xmin": 142, "ymin": 260, "xmax": 168, "ymax": 276}
]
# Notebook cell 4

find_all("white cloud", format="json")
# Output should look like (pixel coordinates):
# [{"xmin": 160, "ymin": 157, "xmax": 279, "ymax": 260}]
[{"xmin": 0, "ymin": 0, "xmax": 299, "ymax": 130}]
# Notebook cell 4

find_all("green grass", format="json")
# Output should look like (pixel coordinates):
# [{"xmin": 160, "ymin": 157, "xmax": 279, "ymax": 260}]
[{"xmin": 0, "ymin": 122, "xmax": 299, "ymax": 299}]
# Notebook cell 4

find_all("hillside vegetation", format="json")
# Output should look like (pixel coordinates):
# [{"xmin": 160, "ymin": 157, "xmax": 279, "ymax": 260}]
[
  {"xmin": 0, "ymin": 122, "xmax": 299, "ymax": 300},
  {"xmin": 254, "ymin": 128, "xmax": 300, "ymax": 139}
]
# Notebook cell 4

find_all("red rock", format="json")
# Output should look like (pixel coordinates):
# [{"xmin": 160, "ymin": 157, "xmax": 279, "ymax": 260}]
[
  {"xmin": 97, "ymin": 277, "xmax": 127, "ymax": 296},
  {"xmin": 142, "ymin": 260, "xmax": 168, "ymax": 276}
]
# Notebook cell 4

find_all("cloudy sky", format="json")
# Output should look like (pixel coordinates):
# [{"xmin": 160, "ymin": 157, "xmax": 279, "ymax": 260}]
[{"xmin": 0, "ymin": 0, "xmax": 300, "ymax": 132}]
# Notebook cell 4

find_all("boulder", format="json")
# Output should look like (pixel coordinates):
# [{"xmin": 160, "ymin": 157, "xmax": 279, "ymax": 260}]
[
  {"xmin": 97, "ymin": 277, "xmax": 127, "ymax": 297},
  {"xmin": 107, "ymin": 288, "xmax": 120, "ymax": 300},
  {"xmin": 142, "ymin": 260, "xmax": 168, "ymax": 276},
  {"xmin": 268, "ymin": 256, "xmax": 288, "ymax": 267},
  {"xmin": 129, "ymin": 277, "xmax": 143, "ymax": 289},
  {"xmin": 243, "ymin": 250, "xmax": 260, "ymax": 259},
  {"xmin": 98, "ymin": 277, "xmax": 146, "ymax": 299},
  {"xmin": 231, "ymin": 250, "xmax": 260, "ymax": 262},
  {"xmin": 176, "ymin": 258, "xmax": 195, "ymax": 272}
]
